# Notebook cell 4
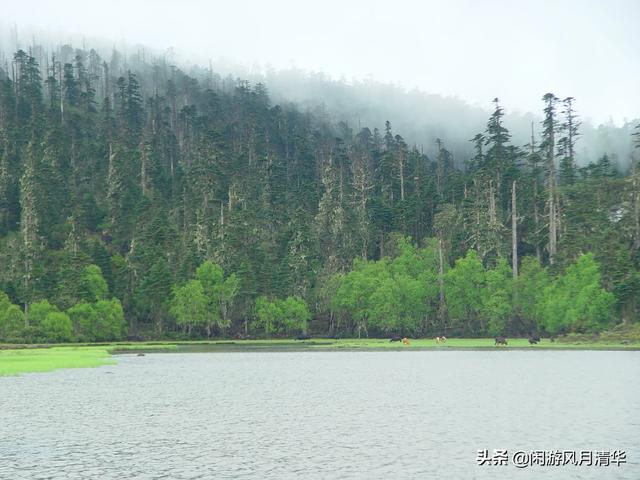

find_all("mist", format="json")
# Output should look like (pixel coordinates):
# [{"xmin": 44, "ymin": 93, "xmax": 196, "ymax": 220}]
[
  {"xmin": 1, "ymin": 0, "xmax": 639, "ymax": 166},
  {"xmin": 2, "ymin": 0, "xmax": 639, "ymax": 120}
]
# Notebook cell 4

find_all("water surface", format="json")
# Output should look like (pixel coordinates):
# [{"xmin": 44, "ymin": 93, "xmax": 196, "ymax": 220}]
[{"xmin": 1, "ymin": 350, "xmax": 638, "ymax": 479}]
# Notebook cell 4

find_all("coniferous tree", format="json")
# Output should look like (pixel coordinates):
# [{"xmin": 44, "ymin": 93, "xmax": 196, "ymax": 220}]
[
  {"xmin": 541, "ymin": 93, "xmax": 559, "ymax": 265},
  {"xmin": 19, "ymin": 141, "xmax": 43, "ymax": 321},
  {"xmin": 558, "ymin": 97, "xmax": 580, "ymax": 185},
  {"xmin": 0, "ymin": 43, "xmax": 636, "ymax": 339}
]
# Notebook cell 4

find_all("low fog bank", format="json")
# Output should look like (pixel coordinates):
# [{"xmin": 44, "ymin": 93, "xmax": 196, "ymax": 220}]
[
  {"xmin": 193, "ymin": 61, "xmax": 639, "ymax": 170},
  {"xmin": 1, "ymin": 25, "xmax": 638, "ymax": 170}
]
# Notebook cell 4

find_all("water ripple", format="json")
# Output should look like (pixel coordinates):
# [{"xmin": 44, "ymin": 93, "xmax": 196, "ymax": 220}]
[{"xmin": 0, "ymin": 351, "xmax": 639, "ymax": 479}]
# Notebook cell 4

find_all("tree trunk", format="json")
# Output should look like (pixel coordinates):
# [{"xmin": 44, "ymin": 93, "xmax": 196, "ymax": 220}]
[
  {"xmin": 530, "ymin": 122, "xmax": 542, "ymax": 262},
  {"xmin": 512, "ymin": 181, "xmax": 518, "ymax": 278},
  {"xmin": 547, "ymin": 112, "xmax": 557, "ymax": 265},
  {"xmin": 534, "ymin": 175, "xmax": 541, "ymax": 262},
  {"xmin": 633, "ymin": 162, "xmax": 640, "ymax": 251},
  {"xmin": 438, "ymin": 237, "xmax": 446, "ymax": 332},
  {"xmin": 399, "ymin": 152, "xmax": 405, "ymax": 201},
  {"xmin": 549, "ymin": 189, "xmax": 557, "ymax": 265}
]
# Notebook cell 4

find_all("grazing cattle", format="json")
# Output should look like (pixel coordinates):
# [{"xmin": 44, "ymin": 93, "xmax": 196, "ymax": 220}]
[
  {"xmin": 296, "ymin": 334, "xmax": 311, "ymax": 341},
  {"xmin": 528, "ymin": 335, "xmax": 541, "ymax": 345},
  {"xmin": 402, "ymin": 337, "xmax": 410, "ymax": 345},
  {"xmin": 495, "ymin": 337, "xmax": 508, "ymax": 346},
  {"xmin": 390, "ymin": 336, "xmax": 402, "ymax": 342},
  {"xmin": 435, "ymin": 336, "xmax": 447, "ymax": 343}
]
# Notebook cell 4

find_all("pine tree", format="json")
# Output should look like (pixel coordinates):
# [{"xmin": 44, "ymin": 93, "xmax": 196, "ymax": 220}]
[
  {"xmin": 525, "ymin": 122, "xmax": 543, "ymax": 261},
  {"xmin": 558, "ymin": 97, "xmax": 580, "ymax": 185},
  {"xmin": 352, "ymin": 128, "xmax": 374, "ymax": 259},
  {"xmin": 633, "ymin": 124, "xmax": 640, "ymax": 251},
  {"xmin": 484, "ymin": 98, "xmax": 511, "ymax": 204},
  {"xmin": 19, "ymin": 141, "xmax": 42, "ymax": 321},
  {"xmin": 0, "ymin": 45, "xmax": 636, "ymax": 339},
  {"xmin": 63, "ymin": 62, "xmax": 80, "ymax": 107},
  {"xmin": 13, "ymin": 50, "xmax": 43, "ymax": 125},
  {"xmin": 541, "ymin": 93, "xmax": 559, "ymax": 265}
]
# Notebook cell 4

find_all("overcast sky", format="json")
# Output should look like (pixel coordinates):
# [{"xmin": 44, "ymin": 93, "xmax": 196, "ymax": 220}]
[{"xmin": 2, "ymin": 0, "xmax": 639, "ymax": 124}]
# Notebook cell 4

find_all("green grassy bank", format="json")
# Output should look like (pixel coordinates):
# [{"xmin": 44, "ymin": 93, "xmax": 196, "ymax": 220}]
[
  {"xmin": 0, "ymin": 346, "xmax": 115, "ymax": 377},
  {"xmin": 0, "ymin": 343, "xmax": 183, "ymax": 377}
]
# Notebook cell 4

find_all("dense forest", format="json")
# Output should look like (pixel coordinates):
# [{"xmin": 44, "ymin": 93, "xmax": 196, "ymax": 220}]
[{"xmin": 0, "ymin": 44, "xmax": 639, "ymax": 342}]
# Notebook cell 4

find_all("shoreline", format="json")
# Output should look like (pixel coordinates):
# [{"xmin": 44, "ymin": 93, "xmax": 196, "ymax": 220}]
[{"xmin": 1, "ymin": 338, "xmax": 639, "ymax": 377}]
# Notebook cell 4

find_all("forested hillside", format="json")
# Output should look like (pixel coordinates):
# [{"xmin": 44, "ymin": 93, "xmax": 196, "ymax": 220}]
[{"xmin": 0, "ymin": 45, "xmax": 639, "ymax": 342}]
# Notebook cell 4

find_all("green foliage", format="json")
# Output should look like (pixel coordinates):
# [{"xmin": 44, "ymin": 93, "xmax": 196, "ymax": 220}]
[
  {"xmin": 93, "ymin": 299, "xmax": 127, "ymax": 341},
  {"xmin": 68, "ymin": 299, "xmax": 126, "ymax": 342},
  {"xmin": 513, "ymin": 257, "xmax": 550, "ymax": 332},
  {"xmin": 0, "ymin": 291, "xmax": 24, "ymax": 339},
  {"xmin": 40, "ymin": 311, "xmax": 73, "ymax": 343},
  {"xmin": 0, "ymin": 46, "xmax": 632, "ymax": 342},
  {"xmin": 332, "ymin": 263, "xmax": 378, "ymax": 336},
  {"xmin": 253, "ymin": 295, "xmax": 310, "ymax": 337},
  {"xmin": 28, "ymin": 300, "xmax": 59, "ymax": 327},
  {"xmin": 169, "ymin": 280, "xmax": 207, "ymax": 334},
  {"xmin": 24, "ymin": 299, "xmax": 73, "ymax": 342},
  {"xmin": 67, "ymin": 302, "xmax": 96, "ymax": 339},
  {"xmin": 332, "ymin": 237, "xmax": 439, "ymax": 336},
  {"xmin": 167, "ymin": 261, "xmax": 239, "ymax": 337},
  {"xmin": 254, "ymin": 296, "xmax": 281, "ymax": 338},
  {"xmin": 482, "ymin": 258, "xmax": 513, "ymax": 336},
  {"xmin": 195, "ymin": 260, "xmax": 239, "ymax": 334},
  {"xmin": 80, "ymin": 265, "xmax": 109, "ymax": 302},
  {"xmin": 541, "ymin": 253, "xmax": 615, "ymax": 334},
  {"xmin": 444, "ymin": 250, "xmax": 485, "ymax": 334},
  {"xmin": 280, "ymin": 296, "xmax": 311, "ymax": 334}
]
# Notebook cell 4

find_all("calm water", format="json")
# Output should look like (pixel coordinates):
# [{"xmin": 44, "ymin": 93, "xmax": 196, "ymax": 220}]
[{"xmin": 1, "ymin": 350, "xmax": 638, "ymax": 479}]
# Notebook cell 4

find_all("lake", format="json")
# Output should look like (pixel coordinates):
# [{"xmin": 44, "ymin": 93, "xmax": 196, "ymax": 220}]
[{"xmin": 1, "ymin": 350, "xmax": 638, "ymax": 479}]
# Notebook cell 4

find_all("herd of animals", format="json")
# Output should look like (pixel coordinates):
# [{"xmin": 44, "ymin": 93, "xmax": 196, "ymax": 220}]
[{"xmin": 293, "ymin": 334, "xmax": 549, "ymax": 345}]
